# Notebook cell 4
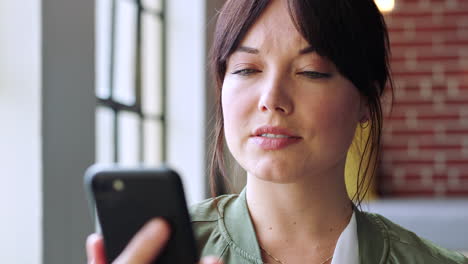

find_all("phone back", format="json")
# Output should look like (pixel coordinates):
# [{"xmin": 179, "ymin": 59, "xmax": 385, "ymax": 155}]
[{"xmin": 85, "ymin": 166, "xmax": 198, "ymax": 264}]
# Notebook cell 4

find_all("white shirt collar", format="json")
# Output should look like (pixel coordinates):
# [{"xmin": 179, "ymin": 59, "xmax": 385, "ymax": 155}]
[{"xmin": 330, "ymin": 211, "xmax": 359, "ymax": 264}]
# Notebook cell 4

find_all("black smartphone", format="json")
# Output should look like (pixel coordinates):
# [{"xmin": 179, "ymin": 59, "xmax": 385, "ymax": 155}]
[{"xmin": 84, "ymin": 165, "xmax": 198, "ymax": 264}]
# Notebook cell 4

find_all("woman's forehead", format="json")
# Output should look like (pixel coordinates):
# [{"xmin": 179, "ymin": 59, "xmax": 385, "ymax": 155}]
[{"xmin": 238, "ymin": 0, "xmax": 309, "ymax": 55}]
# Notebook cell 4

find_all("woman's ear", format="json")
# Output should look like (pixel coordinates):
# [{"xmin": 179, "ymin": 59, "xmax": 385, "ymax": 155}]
[{"xmin": 359, "ymin": 99, "xmax": 370, "ymax": 124}]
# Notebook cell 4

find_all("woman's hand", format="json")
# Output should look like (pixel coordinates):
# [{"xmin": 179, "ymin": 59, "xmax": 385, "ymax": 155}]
[{"xmin": 86, "ymin": 218, "xmax": 222, "ymax": 264}]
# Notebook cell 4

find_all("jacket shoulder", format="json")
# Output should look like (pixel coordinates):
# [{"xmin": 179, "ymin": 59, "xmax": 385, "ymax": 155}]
[
  {"xmin": 367, "ymin": 212, "xmax": 468, "ymax": 264},
  {"xmin": 189, "ymin": 194, "xmax": 238, "ymax": 258},
  {"xmin": 189, "ymin": 193, "xmax": 238, "ymax": 222}
]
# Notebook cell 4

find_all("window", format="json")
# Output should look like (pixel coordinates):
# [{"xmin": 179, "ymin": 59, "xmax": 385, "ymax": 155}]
[
  {"xmin": 96, "ymin": 0, "xmax": 208, "ymax": 204},
  {"xmin": 96, "ymin": 0, "xmax": 166, "ymax": 166}
]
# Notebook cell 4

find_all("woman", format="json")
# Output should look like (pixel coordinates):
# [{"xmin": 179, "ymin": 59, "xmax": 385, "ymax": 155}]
[{"xmin": 87, "ymin": 0, "xmax": 468, "ymax": 263}]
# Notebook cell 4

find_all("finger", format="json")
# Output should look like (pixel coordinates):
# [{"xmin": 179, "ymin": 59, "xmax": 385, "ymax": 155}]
[
  {"xmin": 200, "ymin": 256, "xmax": 223, "ymax": 264},
  {"xmin": 114, "ymin": 218, "xmax": 171, "ymax": 264},
  {"xmin": 86, "ymin": 233, "xmax": 107, "ymax": 264}
]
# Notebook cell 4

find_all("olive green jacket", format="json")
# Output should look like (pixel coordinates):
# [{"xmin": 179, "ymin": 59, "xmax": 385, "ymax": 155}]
[{"xmin": 190, "ymin": 189, "xmax": 468, "ymax": 264}]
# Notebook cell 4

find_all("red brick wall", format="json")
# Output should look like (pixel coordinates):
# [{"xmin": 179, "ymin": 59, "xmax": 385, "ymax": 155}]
[{"xmin": 379, "ymin": 0, "xmax": 468, "ymax": 196}]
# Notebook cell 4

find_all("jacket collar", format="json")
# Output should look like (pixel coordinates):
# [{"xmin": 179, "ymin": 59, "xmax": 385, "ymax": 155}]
[
  {"xmin": 355, "ymin": 208, "xmax": 389, "ymax": 263},
  {"xmin": 222, "ymin": 188, "xmax": 389, "ymax": 263},
  {"xmin": 221, "ymin": 188, "xmax": 263, "ymax": 262}
]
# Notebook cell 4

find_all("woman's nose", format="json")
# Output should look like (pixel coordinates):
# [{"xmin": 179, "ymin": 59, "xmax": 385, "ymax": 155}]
[{"xmin": 257, "ymin": 74, "xmax": 293, "ymax": 115}]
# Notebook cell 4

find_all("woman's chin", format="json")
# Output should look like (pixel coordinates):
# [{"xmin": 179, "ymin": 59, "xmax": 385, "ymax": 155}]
[
  {"xmin": 241, "ymin": 155, "xmax": 307, "ymax": 184},
  {"xmin": 247, "ymin": 164, "xmax": 305, "ymax": 184},
  {"xmin": 255, "ymin": 175, "xmax": 300, "ymax": 184}
]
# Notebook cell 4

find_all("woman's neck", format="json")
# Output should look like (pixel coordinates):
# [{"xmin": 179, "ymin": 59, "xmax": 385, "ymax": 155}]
[{"xmin": 245, "ymin": 172, "xmax": 353, "ymax": 252}]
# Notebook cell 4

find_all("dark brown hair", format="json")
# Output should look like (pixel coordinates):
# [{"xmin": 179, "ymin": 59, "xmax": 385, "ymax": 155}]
[{"xmin": 208, "ymin": 0, "xmax": 393, "ymax": 206}]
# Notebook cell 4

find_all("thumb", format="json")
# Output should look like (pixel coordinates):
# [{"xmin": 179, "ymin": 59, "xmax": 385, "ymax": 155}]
[{"xmin": 114, "ymin": 218, "xmax": 171, "ymax": 264}]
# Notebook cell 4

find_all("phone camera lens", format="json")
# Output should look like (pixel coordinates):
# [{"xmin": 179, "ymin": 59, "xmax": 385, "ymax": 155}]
[{"xmin": 113, "ymin": 179, "xmax": 125, "ymax": 191}]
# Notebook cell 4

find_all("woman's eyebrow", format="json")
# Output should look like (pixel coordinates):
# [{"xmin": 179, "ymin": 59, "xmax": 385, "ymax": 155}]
[
  {"xmin": 234, "ymin": 46, "xmax": 315, "ymax": 56},
  {"xmin": 235, "ymin": 46, "xmax": 259, "ymax": 54}
]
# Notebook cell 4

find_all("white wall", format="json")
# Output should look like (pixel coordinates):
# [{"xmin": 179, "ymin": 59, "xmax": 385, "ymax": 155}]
[
  {"xmin": 0, "ymin": 0, "xmax": 42, "ymax": 263},
  {"xmin": 167, "ymin": 0, "xmax": 207, "ymax": 205}
]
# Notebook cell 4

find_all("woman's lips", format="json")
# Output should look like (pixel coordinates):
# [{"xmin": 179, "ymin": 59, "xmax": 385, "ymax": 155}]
[
  {"xmin": 250, "ymin": 125, "xmax": 302, "ymax": 150},
  {"xmin": 250, "ymin": 135, "xmax": 302, "ymax": 150}
]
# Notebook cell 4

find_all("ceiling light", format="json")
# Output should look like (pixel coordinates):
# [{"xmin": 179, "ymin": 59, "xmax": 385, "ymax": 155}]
[{"xmin": 375, "ymin": 0, "xmax": 395, "ymax": 12}]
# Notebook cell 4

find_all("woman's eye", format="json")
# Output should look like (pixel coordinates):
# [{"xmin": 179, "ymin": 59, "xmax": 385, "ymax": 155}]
[
  {"xmin": 298, "ymin": 71, "xmax": 331, "ymax": 79},
  {"xmin": 231, "ymin": 69, "xmax": 261, "ymax": 76}
]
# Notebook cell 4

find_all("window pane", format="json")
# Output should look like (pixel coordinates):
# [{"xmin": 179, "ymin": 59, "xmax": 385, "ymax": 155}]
[
  {"xmin": 142, "ymin": 12, "xmax": 162, "ymax": 116},
  {"xmin": 113, "ymin": 0, "xmax": 137, "ymax": 105},
  {"xmin": 96, "ymin": 106, "xmax": 115, "ymax": 163},
  {"xmin": 143, "ymin": 119, "xmax": 162, "ymax": 165},
  {"xmin": 141, "ymin": 0, "xmax": 161, "ymax": 13},
  {"xmin": 96, "ymin": 0, "xmax": 112, "ymax": 99},
  {"xmin": 118, "ymin": 111, "xmax": 140, "ymax": 165}
]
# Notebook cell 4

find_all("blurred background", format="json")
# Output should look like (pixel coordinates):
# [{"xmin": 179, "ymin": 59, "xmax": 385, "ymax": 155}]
[{"xmin": 0, "ymin": 0, "xmax": 467, "ymax": 263}]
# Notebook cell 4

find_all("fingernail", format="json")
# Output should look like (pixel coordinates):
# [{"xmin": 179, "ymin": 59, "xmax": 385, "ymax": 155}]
[
  {"xmin": 202, "ymin": 256, "xmax": 221, "ymax": 264},
  {"xmin": 87, "ymin": 233, "xmax": 100, "ymax": 244},
  {"xmin": 146, "ymin": 218, "xmax": 167, "ymax": 230},
  {"xmin": 141, "ymin": 218, "xmax": 171, "ymax": 239}
]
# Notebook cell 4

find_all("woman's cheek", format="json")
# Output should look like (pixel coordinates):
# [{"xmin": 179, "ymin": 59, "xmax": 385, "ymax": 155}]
[{"xmin": 222, "ymin": 86, "xmax": 243, "ymax": 150}]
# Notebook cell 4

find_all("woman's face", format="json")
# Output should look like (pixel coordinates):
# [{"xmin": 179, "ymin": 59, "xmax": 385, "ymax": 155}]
[{"xmin": 222, "ymin": 0, "xmax": 366, "ymax": 183}]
